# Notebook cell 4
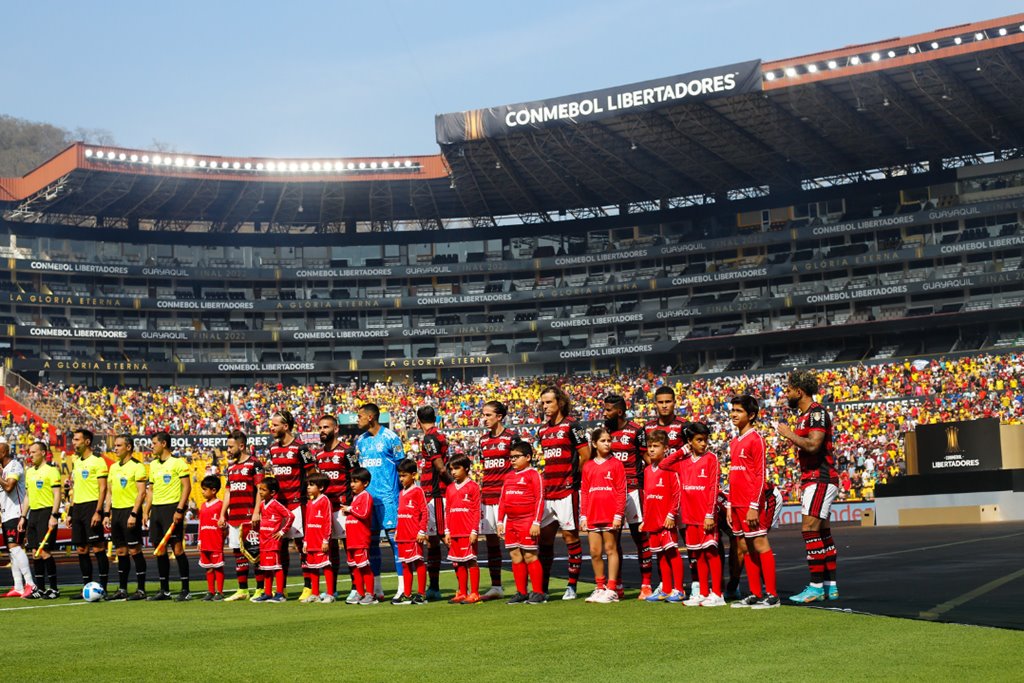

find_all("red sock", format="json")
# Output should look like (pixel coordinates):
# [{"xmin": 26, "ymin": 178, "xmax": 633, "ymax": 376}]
[
  {"xmin": 416, "ymin": 561, "xmax": 427, "ymax": 595},
  {"xmin": 351, "ymin": 566, "xmax": 365, "ymax": 596},
  {"xmin": 469, "ymin": 562, "xmax": 480, "ymax": 594},
  {"xmin": 744, "ymin": 551, "xmax": 763, "ymax": 597},
  {"xmin": 403, "ymin": 564, "xmax": 413, "ymax": 597},
  {"xmin": 455, "ymin": 564, "xmax": 467, "ymax": 595},
  {"xmin": 670, "ymin": 550, "xmax": 684, "ymax": 594},
  {"xmin": 325, "ymin": 568, "xmax": 335, "ymax": 595},
  {"xmin": 759, "ymin": 550, "xmax": 777, "ymax": 596},
  {"xmin": 696, "ymin": 550, "xmax": 710, "ymax": 596},
  {"xmin": 312, "ymin": 571, "xmax": 320, "ymax": 595},
  {"xmin": 275, "ymin": 570, "xmax": 285, "ymax": 595},
  {"xmin": 527, "ymin": 560, "xmax": 544, "ymax": 593},
  {"xmin": 512, "ymin": 562, "xmax": 528, "ymax": 594},
  {"xmin": 215, "ymin": 569, "xmax": 224, "ymax": 593},
  {"xmin": 207, "ymin": 571, "xmax": 215, "ymax": 594},
  {"xmin": 596, "ymin": 575, "xmax": 606, "ymax": 590},
  {"xmin": 607, "ymin": 577, "xmax": 617, "ymax": 591},
  {"xmin": 708, "ymin": 551, "xmax": 722, "ymax": 596},
  {"xmin": 264, "ymin": 576, "xmax": 273, "ymax": 596},
  {"xmin": 658, "ymin": 553, "xmax": 673, "ymax": 593}
]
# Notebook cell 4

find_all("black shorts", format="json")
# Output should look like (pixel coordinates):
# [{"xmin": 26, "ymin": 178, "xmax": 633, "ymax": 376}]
[
  {"xmin": 2, "ymin": 518, "xmax": 24, "ymax": 549},
  {"xmin": 148, "ymin": 504, "xmax": 181, "ymax": 546},
  {"xmin": 25, "ymin": 509, "xmax": 56, "ymax": 552},
  {"xmin": 71, "ymin": 504, "xmax": 106, "ymax": 547},
  {"xmin": 111, "ymin": 508, "xmax": 143, "ymax": 548}
]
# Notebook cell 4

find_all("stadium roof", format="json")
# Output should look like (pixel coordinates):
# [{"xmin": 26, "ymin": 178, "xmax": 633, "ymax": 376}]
[{"xmin": 2, "ymin": 13, "xmax": 1024, "ymax": 232}]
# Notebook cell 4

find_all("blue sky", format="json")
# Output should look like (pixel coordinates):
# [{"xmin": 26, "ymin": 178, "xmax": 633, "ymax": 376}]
[{"xmin": 2, "ymin": 0, "xmax": 1020, "ymax": 157}]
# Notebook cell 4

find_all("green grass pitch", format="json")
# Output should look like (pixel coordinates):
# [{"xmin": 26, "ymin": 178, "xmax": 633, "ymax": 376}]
[{"xmin": 4, "ymin": 572, "xmax": 1020, "ymax": 682}]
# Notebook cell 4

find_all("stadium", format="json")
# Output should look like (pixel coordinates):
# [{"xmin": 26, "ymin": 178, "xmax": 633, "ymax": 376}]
[{"xmin": 1, "ymin": 10, "xmax": 1023, "ymax": 681}]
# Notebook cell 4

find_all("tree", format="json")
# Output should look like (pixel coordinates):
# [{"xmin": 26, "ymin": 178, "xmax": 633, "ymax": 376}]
[{"xmin": 0, "ymin": 114, "xmax": 115, "ymax": 177}]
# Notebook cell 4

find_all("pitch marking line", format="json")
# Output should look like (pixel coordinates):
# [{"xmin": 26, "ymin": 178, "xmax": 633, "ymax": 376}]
[{"xmin": 918, "ymin": 567, "xmax": 1024, "ymax": 621}]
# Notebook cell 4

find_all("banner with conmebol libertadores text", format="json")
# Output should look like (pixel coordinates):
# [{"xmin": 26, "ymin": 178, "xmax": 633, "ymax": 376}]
[{"xmin": 435, "ymin": 60, "xmax": 762, "ymax": 144}]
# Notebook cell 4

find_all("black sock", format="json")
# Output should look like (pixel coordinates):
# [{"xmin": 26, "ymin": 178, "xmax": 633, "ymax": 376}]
[
  {"xmin": 132, "ymin": 552, "xmax": 147, "ymax": 592},
  {"xmin": 95, "ymin": 551, "xmax": 109, "ymax": 590},
  {"xmin": 33, "ymin": 559, "xmax": 46, "ymax": 588},
  {"xmin": 78, "ymin": 553, "xmax": 93, "ymax": 584},
  {"xmin": 46, "ymin": 557, "xmax": 58, "ymax": 590},
  {"xmin": 157, "ymin": 554, "xmax": 171, "ymax": 592},
  {"xmin": 539, "ymin": 543, "xmax": 554, "ymax": 594},
  {"xmin": 176, "ymin": 553, "xmax": 190, "ymax": 592},
  {"xmin": 117, "ymin": 555, "xmax": 130, "ymax": 590}
]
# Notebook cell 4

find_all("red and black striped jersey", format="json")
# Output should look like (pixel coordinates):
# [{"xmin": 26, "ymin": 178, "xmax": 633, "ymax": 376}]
[
  {"xmin": 418, "ymin": 427, "xmax": 449, "ymax": 499},
  {"xmin": 642, "ymin": 416, "xmax": 688, "ymax": 455},
  {"xmin": 225, "ymin": 458, "xmax": 263, "ymax": 525},
  {"xmin": 267, "ymin": 438, "xmax": 316, "ymax": 508},
  {"xmin": 609, "ymin": 420, "xmax": 646, "ymax": 491},
  {"xmin": 795, "ymin": 402, "xmax": 839, "ymax": 487},
  {"xmin": 538, "ymin": 418, "xmax": 588, "ymax": 500},
  {"xmin": 313, "ymin": 441, "xmax": 354, "ymax": 511},
  {"xmin": 478, "ymin": 427, "xmax": 518, "ymax": 505}
]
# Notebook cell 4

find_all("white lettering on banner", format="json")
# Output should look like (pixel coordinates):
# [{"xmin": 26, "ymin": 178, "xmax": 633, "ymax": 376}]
[
  {"xmin": 559, "ymin": 344, "xmax": 653, "ymax": 360},
  {"xmin": 141, "ymin": 332, "xmax": 189, "ymax": 340},
  {"xmin": 28, "ymin": 327, "xmax": 128, "ymax": 339},
  {"xmin": 141, "ymin": 268, "xmax": 190, "ymax": 277},
  {"xmin": 810, "ymin": 215, "xmax": 915, "ymax": 236},
  {"xmin": 776, "ymin": 502, "xmax": 874, "ymax": 526},
  {"xmin": 295, "ymin": 268, "xmax": 393, "ymax": 277},
  {"xmin": 804, "ymin": 286, "xmax": 908, "ymax": 303},
  {"xmin": 156, "ymin": 300, "xmax": 255, "ymax": 310},
  {"xmin": 416, "ymin": 293, "xmax": 513, "ymax": 305},
  {"xmin": 671, "ymin": 268, "xmax": 767, "ymax": 286},
  {"xmin": 940, "ymin": 236, "xmax": 1024, "ymax": 255},
  {"xmin": 292, "ymin": 330, "xmax": 389, "ymax": 340},
  {"xmin": 655, "ymin": 308, "xmax": 700, "ymax": 320},
  {"xmin": 660, "ymin": 243, "xmax": 708, "ymax": 255},
  {"xmin": 549, "ymin": 313, "xmax": 643, "ymax": 329},
  {"xmin": 216, "ymin": 363, "xmax": 315, "ymax": 372},
  {"xmin": 28, "ymin": 261, "xmax": 129, "ymax": 275},
  {"xmin": 504, "ymin": 73, "xmax": 740, "ymax": 128},
  {"xmin": 553, "ymin": 249, "xmax": 650, "ymax": 266}
]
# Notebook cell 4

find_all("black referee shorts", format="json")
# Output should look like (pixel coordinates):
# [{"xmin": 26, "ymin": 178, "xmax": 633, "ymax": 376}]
[
  {"xmin": 71, "ymin": 503, "xmax": 106, "ymax": 547},
  {"xmin": 148, "ymin": 504, "xmax": 181, "ymax": 546},
  {"xmin": 111, "ymin": 508, "xmax": 143, "ymax": 548},
  {"xmin": 25, "ymin": 509, "xmax": 56, "ymax": 552}
]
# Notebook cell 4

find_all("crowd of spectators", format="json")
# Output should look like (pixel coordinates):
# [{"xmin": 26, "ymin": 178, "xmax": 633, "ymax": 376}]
[{"xmin": 19, "ymin": 352, "xmax": 1024, "ymax": 505}]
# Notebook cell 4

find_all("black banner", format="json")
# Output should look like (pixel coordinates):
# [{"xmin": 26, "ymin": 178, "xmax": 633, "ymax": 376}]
[
  {"xmin": 7, "ymin": 340, "xmax": 680, "ymax": 375},
  {"xmin": 435, "ymin": 61, "xmax": 763, "ymax": 144},
  {"xmin": 6, "ymin": 197, "xmax": 1024, "ymax": 283},
  {"xmin": 915, "ymin": 418, "xmax": 1003, "ymax": 473}
]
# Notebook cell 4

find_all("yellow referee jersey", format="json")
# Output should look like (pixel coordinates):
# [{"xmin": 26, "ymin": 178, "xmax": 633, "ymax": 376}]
[
  {"xmin": 108, "ymin": 458, "xmax": 148, "ymax": 510},
  {"xmin": 148, "ymin": 456, "xmax": 188, "ymax": 505},
  {"xmin": 71, "ymin": 454, "xmax": 108, "ymax": 503},
  {"xmin": 26, "ymin": 463, "xmax": 61, "ymax": 510}
]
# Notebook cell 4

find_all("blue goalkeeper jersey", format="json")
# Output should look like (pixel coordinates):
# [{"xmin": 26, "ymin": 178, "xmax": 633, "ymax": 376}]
[{"xmin": 355, "ymin": 427, "xmax": 405, "ymax": 528}]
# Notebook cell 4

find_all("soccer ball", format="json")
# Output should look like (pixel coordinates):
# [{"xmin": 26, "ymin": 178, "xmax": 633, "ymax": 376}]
[{"xmin": 82, "ymin": 582, "xmax": 106, "ymax": 602}]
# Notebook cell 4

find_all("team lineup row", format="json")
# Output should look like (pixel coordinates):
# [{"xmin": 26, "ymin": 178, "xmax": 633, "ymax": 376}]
[{"xmin": 2, "ymin": 371, "xmax": 840, "ymax": 606}]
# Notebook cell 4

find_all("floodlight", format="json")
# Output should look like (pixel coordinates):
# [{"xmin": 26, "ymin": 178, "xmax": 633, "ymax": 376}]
[
  {"xmin": 871, "ymin": 52, "xmax": 881, "ymax": 61},
  {"xmin": 827, "ymin": 60, "xmax": 838, "ymax": 69},
  {"xmin": 84, "ymin": 149, "xmax": 93, "ymax": 157},
  {"xmin": 850, "ymin": 56, "xmax": 861, "ymax": 65},
  {"xmin": 807, "ymin": 64, "xmax": 818, "ymax": 73}
]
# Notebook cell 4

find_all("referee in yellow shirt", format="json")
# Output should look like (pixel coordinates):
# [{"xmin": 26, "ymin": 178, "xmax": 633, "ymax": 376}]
[
  {"xmin": 19, "ymin": 441, "xmax": 62, "ymax": 599},
  {"xmin": 69, "ymin": 429, "xmax": 109, "ymax": 596},
  {"xmin": 144, "ymin": 432, "xmax": 192, "ymax": 601},
  {"xmin": 103, "ymin": 435, "xmax": 148, "ymax": 601}
]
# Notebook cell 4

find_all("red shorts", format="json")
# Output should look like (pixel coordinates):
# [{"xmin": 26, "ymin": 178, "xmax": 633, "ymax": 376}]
[
  {"xmin": 259, "ymin": 549, "xmax": 281, "ymax": 572},
  {"xmin": 198, "ymin": 550, "xmax": 224, "ymax": 569},
  {"xmin": 503, "ymin": 519, "xmax": 538, "ymax": 551},
  {"xmin": 346, "ymin": 548, "xmax": 369, "ymax": 568},
  {"xmin": 683, "ymin": 524, "xmax": 718, "ymax": 551},
  {"xmin": 647, "ymin": 528, "xmax": 677, "ymax": 552},
  {"xmin": 730, "ymin": 506, "xmax": 770, "ymax": 538},
  {"xmin": 304, "ymin": 550, "xmax": 331, "ymax": 570},
  {"xmin": 447, "ymin": 536, "xmax": 477, "ymax": 562},
  {"xmin": 397, "ymin": 541, "xmax": 424, "ymax": 564}
]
